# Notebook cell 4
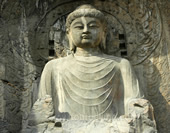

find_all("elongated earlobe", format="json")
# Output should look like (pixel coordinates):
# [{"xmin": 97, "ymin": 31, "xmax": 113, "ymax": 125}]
[
  {"xmin": 102, "ymin": 35, "xmax": 106, "ymax": 50},
  {"xmin": 69, "ymin": 40, "xmax": 76, "ymax": 52},
  {"xmin": 66, "ymin": 28, "xmax": 76, "ymax": 53},
  {"xmin": 100, "ymin": 31, "xmax": 106, "ymax": 50}
]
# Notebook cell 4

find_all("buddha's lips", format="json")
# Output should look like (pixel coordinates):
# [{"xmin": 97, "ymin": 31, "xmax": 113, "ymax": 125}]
[{"xmin": 82, "ymin": 34, "xmax": 91, "ymax": 39}]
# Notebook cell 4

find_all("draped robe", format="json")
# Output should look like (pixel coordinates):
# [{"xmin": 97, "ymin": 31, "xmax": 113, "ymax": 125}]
[{"xmin": 38, "ymin": 54, "xmax": 142, "ymax": 119}]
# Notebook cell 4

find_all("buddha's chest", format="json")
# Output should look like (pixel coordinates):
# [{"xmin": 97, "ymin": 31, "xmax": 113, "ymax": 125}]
[{"xmin": 52, "ymin": 57, "xmax": 121, "ymax": 118}]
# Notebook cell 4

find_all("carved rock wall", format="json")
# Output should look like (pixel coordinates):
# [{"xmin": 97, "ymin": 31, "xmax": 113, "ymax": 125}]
[{"xmin": 0, "ymin": 0, "xmax": 169, "ymax": 132}]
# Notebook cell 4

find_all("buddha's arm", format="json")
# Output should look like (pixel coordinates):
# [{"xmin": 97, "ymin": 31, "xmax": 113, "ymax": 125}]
[
  {"xmin": 38, "ymin": 61, "xmax": 53, "ymax": 99},
  {"xmin": 120, "ymin": 59, "xmax": 143, "ymax": 114}
]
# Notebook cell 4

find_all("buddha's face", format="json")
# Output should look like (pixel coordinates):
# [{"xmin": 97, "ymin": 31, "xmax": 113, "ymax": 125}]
[{"xmin": 67, "ymin": 16, "xmax": 105, "ymax": 48}]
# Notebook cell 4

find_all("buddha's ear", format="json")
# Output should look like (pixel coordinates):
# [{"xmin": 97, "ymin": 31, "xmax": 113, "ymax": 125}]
[
  {"xmin": 66, "ymin": 28, "xmax": 71, "ymax": 43},
  {"xmin": 101, "ymin": 28, "xmax": 107, "ymax": 50},
  {"xmin": 102, "ymin": 33, "xmax": 106, "ymax": 50},
  {"xmin": 103, "ymin": 26, "xmax": 107, "ymax": 36},
  {"xmin": 66, "ymin": 28, "xmax": 76, "ymax": 53},
  {"xmin": 69, "ymin": 39, "xmax": 76, "ymax": 52},
  {"xmin": 66, "ymin": 28, "xmax": 70, "ymax": 36}
]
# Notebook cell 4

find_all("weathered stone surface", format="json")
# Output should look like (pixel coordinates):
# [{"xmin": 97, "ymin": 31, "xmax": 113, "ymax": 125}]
[
  {"xmin": 23, "ymin": 96, "xmax": 157, "ymax": 133},
  {"xmin": 0, "ymin": 0, "xmax": 169, "ymax": 132},
  {"xmin": 23, "ymin": 4, "xmax": 157, "ymax": 133}
]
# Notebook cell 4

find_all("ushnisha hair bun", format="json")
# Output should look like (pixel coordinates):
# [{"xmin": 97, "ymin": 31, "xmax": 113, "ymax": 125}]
[{"xmin": 66, "ymin": 4, "xmax": 107, "ymax": 29}]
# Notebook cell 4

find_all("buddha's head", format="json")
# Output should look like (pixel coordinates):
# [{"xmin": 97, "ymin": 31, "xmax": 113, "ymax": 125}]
[{"xmin": 66, "ymin": 4, "xmax": 107, "ymax": 53}]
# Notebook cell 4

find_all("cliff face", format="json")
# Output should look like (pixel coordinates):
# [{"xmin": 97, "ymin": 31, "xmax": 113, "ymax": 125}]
[{"xmin": 0, "ymin": 0, "xmax": 169, "ymax": 132}]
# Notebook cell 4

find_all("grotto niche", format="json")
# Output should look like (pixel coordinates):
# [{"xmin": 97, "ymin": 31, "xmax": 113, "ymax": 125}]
[{"xmin": 0, "ymin": 0, "xmax": 169, "ymax": 133}]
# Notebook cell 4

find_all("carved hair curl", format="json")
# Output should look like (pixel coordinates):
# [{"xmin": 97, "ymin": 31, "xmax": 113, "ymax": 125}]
[{"xmin": 66, "ymin": 5, "xmax": 107, "ymax": 29}]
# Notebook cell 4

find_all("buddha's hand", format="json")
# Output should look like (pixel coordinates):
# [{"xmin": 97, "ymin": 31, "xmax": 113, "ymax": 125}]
[
  {"xmin": 27, "ymin": 95, "xmax": 55, "ymax": 126},
  {"xmin": 128, "ymin": 98, "xmax": 154, "ymax": 119},
  {"xmin": 128, "ymin": 99, "xmax": 157, "ymax": 133}
]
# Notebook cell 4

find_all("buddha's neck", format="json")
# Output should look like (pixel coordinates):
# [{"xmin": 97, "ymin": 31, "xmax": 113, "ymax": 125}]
[{"xmin": 75, "ymin": 47, "xmax": 101, "ymax": 57}]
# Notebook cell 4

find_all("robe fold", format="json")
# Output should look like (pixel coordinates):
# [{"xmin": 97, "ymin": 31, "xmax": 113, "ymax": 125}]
[{"xmin": 38, "ymin": 54, "xmax": 142, "ymax": 119}]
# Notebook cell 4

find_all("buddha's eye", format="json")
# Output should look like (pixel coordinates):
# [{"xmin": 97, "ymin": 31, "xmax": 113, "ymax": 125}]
[
  {"xmin": 89, "ymin": 24, "xmax": 99, "ymax": 28},
  {"xmin": 74, "ymin": 25, "xmax": 84, "ymax": 29}
]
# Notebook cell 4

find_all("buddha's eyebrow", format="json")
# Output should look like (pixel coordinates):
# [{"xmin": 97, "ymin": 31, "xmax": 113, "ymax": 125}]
[
  {"xmin": 87, "ymin": 21, "xmax": 99, "ymax": 24},
  {"xmin": 72, "ymin": 22, "xmax": 83, "ymax": 26}
]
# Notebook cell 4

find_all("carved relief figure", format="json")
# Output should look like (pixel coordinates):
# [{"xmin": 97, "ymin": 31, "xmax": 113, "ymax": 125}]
[
  {"xmin": 23, "ymin": 4, "xmax": 158, "ymax": 133},
  {"xmin": 38, "ymin": 5, "xmax": 143, "ymax": 119}
]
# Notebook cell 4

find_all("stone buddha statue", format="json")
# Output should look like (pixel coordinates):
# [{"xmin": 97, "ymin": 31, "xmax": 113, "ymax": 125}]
[
  {"xmin": 38, "ymin": 4, "xmax": 142, "ymax": 119},
  {"xmin": 23, "ymin": 5, "xmax": 157, "ymax": 133}
]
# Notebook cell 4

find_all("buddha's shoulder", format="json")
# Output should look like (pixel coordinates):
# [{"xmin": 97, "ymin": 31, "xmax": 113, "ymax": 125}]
[
  {"xmin": 44, "ymin": 55, "xmax": 73, "ymax": 69},
  {"xmin": 102, "ymin": 54, "xmax": 131, "ymax": 65}
]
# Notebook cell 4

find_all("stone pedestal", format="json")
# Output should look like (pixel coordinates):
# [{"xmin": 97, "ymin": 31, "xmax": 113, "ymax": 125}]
[{"xmin": 22, "ymin": 96, "xmax": 157, "ymax": 133}]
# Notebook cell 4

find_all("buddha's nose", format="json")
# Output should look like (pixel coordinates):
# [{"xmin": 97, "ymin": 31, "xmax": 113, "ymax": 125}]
[{"xmin": 83, "ymin": 25, "xmax": 90, "ymax": 33}]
